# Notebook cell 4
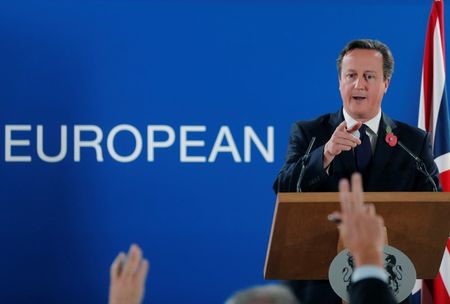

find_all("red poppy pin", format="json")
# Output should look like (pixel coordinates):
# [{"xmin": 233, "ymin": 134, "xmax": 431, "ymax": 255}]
[{"xmin": 385, "ymin": 126, "xmax": 398, "ymax": 147}]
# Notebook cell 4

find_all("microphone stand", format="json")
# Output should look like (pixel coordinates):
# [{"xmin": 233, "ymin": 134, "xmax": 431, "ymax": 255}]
[
  {"xmin": 397, "ymin": 141, "xmax": 438, "ymax": 192},
  {"xmin": 296, "ymin": 137, "xmax": 316, "ymax": 192}
]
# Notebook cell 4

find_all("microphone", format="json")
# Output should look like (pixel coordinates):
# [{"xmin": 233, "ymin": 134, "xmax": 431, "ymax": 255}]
[
  {"xmin": 296, "ymin": 137, "xmax": 316, "ymax": 192},
  {"xmin": 397, "ymin": 140, "xmax": 438, "ymax": 192}
]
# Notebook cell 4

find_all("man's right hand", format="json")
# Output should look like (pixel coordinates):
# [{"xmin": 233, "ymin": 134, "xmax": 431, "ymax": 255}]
[{"xmin": 323, "ymin": 121, "xmax": 362, "ymax": 169}]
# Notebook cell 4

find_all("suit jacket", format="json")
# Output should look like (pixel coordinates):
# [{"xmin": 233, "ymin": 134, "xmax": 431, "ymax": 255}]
[
  {"xmin": 349, "ymin": 278, "xmax": 397, "ymax": 304},
  {"xmin": 275, "ymin": 109, "xmax": 440, "ymax": 304},
  {"xmin": 274, "ymin": 109, "xmax": 440, "ymax": 193}
]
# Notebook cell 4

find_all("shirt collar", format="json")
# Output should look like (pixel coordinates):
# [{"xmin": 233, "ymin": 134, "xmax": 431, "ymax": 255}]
[{"xmin": 342, "ymin": 108, "xmax": 381, "ymax": 135}]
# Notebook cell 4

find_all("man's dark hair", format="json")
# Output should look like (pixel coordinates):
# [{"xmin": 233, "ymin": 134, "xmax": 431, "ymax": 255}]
[{"xmin": 336, "ymin": 39, "xmax": 394, "ymax": 80}]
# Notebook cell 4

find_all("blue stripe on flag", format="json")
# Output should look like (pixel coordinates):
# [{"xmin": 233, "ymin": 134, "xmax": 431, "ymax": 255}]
[
  {"xmin": 433, "ymin": 85, "xmax": 450, "ymax": 158},
  {"xmin": 412, "ymin": 290, "xmax": 421, "ymax": 304}
]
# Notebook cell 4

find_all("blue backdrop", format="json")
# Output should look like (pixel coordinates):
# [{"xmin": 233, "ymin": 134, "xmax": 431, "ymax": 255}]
[{"xmin": 1, "ymin": 1, "xmax": 448, "ymax": 303}]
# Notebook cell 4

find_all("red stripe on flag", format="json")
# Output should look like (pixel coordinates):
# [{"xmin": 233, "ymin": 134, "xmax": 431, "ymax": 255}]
[
  {"xmin": 439, "ymin": 170, "xmax": 450, "ymax": 191},
  {"xmin": 435, "ymin": 0, "xmax": 446, "ymax": 65},
  {"xmin": 433, "ymin": 272, "xmax": 450, "ymax": 304},
  {"xmin": 423, "ymin": 25, "xmax": 433, "ymax": 130}
]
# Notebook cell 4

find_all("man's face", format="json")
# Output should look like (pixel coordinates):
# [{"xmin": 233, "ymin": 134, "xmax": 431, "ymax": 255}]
[{"xmin": 339, "ymin": 48, "xmax": 390, "ymax": 122}]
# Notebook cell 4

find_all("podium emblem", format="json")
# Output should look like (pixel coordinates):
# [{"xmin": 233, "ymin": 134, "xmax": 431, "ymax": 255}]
[{"xmin": 328, "ymin": 245, "xmax": 416, "ymax": 302}]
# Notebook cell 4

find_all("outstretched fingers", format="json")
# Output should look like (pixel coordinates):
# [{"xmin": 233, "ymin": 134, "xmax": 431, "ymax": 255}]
[{"xmin": 351, "ymin": 173, "xmax": 364, "ymax": 210}]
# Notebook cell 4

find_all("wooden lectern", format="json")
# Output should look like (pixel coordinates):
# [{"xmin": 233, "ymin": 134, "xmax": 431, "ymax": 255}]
[{"xmin": 264, "ymin": 192, "xmax": 450, "ymax": 280}]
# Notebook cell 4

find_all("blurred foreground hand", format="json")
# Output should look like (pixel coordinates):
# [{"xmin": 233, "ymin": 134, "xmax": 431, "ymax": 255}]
[
  {"xmin": 109, "ymin": 244, "xmax": 149, "ymax": 304},
  {"xmin": 332, "ymin": 173, "xmax": 385, "ymax": 267}
]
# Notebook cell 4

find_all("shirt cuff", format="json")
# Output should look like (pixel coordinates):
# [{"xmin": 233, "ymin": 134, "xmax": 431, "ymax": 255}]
[{"xmin": 351, "ymin": 265, "xmax": 388, "ymax": 283}]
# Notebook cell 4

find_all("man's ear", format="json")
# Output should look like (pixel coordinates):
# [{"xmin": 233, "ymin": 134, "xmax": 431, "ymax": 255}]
[{"xmin": 384, "ymin": 77, "xmax": 391, "ymax": 93}]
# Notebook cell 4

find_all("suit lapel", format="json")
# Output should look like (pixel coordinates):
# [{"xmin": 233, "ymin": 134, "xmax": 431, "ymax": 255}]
[
  {"xmin": 328, "ymin": 109, "xmax": 357, "ymax": 174},
  {"xmin": 366, "ymin": 113, "xmax": 398, "ymax": 190}
]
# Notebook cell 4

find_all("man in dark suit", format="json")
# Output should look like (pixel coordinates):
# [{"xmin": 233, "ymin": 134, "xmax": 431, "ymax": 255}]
[
  {"xmin": 274, "ymin": 39, "xmax": 441, "ymax": 303},
  {"xmin": 335, "ymin": 173, "xmax": 397, "ymax": 304}
]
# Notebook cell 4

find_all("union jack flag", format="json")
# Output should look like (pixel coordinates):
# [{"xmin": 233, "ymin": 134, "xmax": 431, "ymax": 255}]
[{"xmin": 417, "ymin": 0, "xmax": 450, "ymax": 303}]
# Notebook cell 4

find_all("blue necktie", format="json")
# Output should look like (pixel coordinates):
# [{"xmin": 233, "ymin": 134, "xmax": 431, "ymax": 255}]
[{"xmin": 355, "ymin": 124, "xmax": 372, "ymax": 173}]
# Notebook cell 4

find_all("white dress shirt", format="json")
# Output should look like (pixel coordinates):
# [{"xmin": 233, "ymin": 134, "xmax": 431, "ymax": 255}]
[{"xmin": 352, "ymin": 265, "xmax": 389, "ymax": 283}]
